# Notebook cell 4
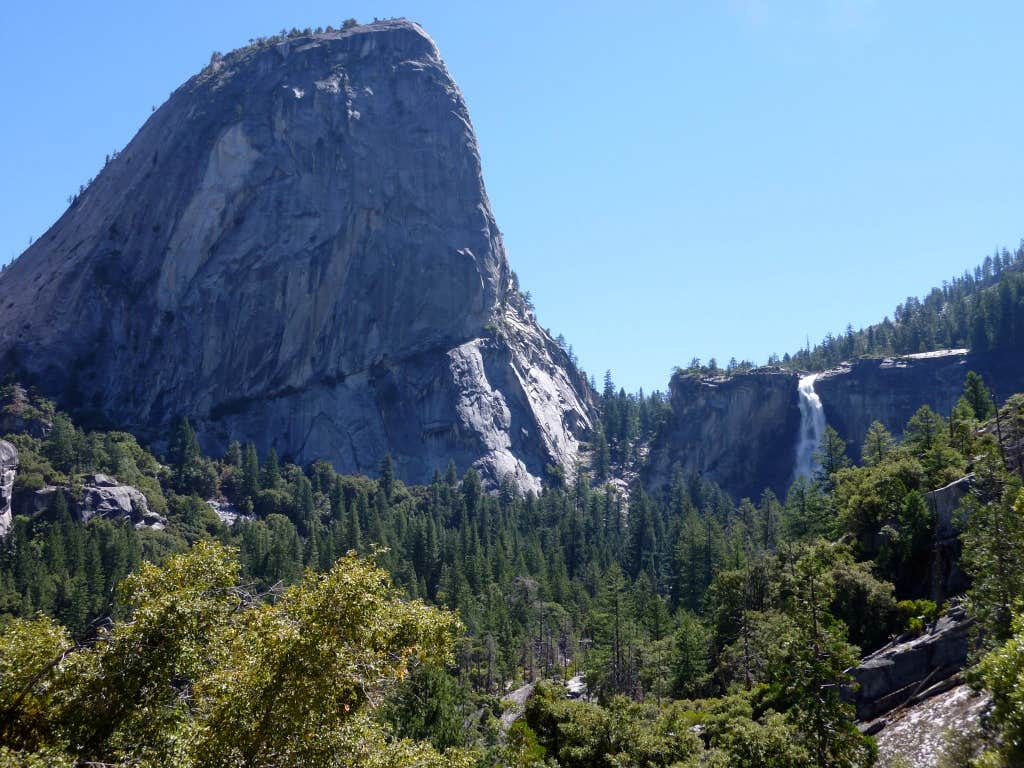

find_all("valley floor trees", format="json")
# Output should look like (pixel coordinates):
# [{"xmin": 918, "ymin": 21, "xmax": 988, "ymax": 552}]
[
  {"xmin": 1, "ymin": 370, "xmax": 1023, "ymax": 766},
  {"xmin": 0, "ymin": 542, "xmax": 470, "ymax": 768}
]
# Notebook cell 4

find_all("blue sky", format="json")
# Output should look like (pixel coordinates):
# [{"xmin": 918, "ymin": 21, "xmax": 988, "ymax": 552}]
[{"xmin": 2, "ymin": 1, "xmax": 1022, "ymax": 392}]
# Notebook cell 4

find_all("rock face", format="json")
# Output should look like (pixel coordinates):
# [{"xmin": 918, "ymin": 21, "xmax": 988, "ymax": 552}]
[
  {"xmin": 645, "ymin": 348, "xmax": 1024, "ymax": 500},
  {"xmin": 816, "ymin": 348, "xmax": 1024, "ymax": 459},
  {"xmin": 849, "ymin": 604, "xmax": 974, "ymax": 722},
  {"xmin": 644, "ymin": 368, "xmax": 800, "ymax": 500},
  {"xmin": 78, "ymin": 474, "xmax": 166, "ymax": 529},
  {"xmin": 0, "ymin": 20, "xmax": 594, "ymax": 490},
  {"xmin": 18, "ymin": 474, "xmax": 166, "ymax": 530},
  {"xmin": 872, "ymin": 683, "xmax": 990, "ymax": 768},
  {"xmin": 926, "ymin": 475, "xmax": 973, "ymax": 603},
  {"xmin": 0, "ymin": 440, "xmax": 17, "ymax": 536}
]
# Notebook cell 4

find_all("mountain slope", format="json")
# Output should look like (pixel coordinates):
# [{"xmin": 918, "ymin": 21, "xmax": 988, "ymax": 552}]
[
  {"xmin": 0, "ymin": 19, "xmax": 594, "ymax": 489},
  {"xmin": 784, "ymin": 246, "xmax": 1024, "ymax": 371}
]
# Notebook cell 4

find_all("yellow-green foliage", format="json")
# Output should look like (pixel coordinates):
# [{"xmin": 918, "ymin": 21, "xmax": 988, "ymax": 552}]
[
  {"xmin": 0, "ymin": 542, "xmax": 470, "ymax": 768},
  {"xmin": 974, "ymin": 606, "xmax": 1024, "ymax": 766}
]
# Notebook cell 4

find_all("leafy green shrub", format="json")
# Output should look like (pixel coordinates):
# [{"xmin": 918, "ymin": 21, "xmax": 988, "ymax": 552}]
[{"xmin": 896, "ymin": 599, "xmax": 939, "ymax": 635}]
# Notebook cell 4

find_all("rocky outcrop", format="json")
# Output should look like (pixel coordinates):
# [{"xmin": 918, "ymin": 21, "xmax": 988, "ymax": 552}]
[
  {"xmin": 872, "ymin": 683, "xmax": 991, "ymax": 768},
  {"xmin": 78, "ymin": 474, "xmax": 165, "ymax": 529},
  {"xmin": 644, "ymin": 368, "xmax": 800, "ymax": 500},
  {"xmin": 0, "ymin": 440, "xmax": 17, "ymax": 536},
  {"xmin": 0, "ymin": 20, "xmax": 594, "ymax": 491},
  {"xmin": 206, "ymin": 498, "xmax": 251, "ymax": 526},
  {"xmin": 22, "ymin": 475, "xmax": 166, "ymax": 530},
  {"xmin": 501, "ymin": 682, "xmax": 535, "ymax": 729},
  {"xmin": 849, "ymin": 604, "xmax": 974, "ymax": 722}
]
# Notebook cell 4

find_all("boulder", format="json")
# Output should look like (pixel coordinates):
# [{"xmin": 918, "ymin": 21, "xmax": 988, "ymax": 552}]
[
  {"xmin": 78, "ymin": 475, "xmax": 165, "ymax": 529},
  {"xmin": 23, "ymin": 476, "xmax": 166, "ymax": 531},
  {"xmin": 849, "ymin": 604, "xmax": 974, "ymax": 721},
  {"xmin": 206, "ymin": 498, "xmax": 251, "ymax": 526}
]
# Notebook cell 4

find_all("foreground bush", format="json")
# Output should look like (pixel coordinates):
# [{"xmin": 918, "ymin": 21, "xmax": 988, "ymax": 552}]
[{"xmin": 0, "ymin": 541, "xmax": 471, "ymax": 768}]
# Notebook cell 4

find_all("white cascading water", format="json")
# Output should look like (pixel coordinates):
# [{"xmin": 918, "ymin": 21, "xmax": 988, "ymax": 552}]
[{"xmin": 794, "ymin": 373, "xmax": 826, "ymax": 481}]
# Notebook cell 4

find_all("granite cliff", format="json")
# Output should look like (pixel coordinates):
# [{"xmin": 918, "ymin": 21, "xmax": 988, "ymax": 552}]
[
  {"xmin": 646, "ymin": 349, "xmax": 1024, "ymax": 501},
  {"xmin": 644, "ymin": 368, "xmax": 801, "ymax": 500},
  {"xmin": 0, "ymin": 20, "xmax": 594, "ymax": 490},
  {"xmin": 816, "ymin": 348, "xmax": 1024, "ymax": 457}
]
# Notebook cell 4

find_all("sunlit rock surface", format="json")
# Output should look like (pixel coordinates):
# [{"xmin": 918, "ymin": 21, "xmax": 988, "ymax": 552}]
[
  {"xmin": 0, "ymin": 20, "xmax": 594, "ymax": 489},
  {"xmin": 0, "ymin": 440, "xmax": 17, "ymax": 536},
  {"xmin": 873, "ymin": 683, "xmax": 991, "ymax": 768},
  {"xmin": 17, "ymin": 474, "xmax": 165, "ymax": 530},
  {"xmin": 850, "ymin": 604, "xmax": 973, "ymax": 722}
]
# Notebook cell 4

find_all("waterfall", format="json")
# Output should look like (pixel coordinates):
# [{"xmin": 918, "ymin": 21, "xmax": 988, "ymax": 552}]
[{"xmin": 794, "ymin": 373, "xmax": 826, "ymax": 481}]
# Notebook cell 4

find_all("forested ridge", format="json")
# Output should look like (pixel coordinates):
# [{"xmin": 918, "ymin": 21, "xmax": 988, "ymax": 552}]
[
  {"xmin": 2, "ymin": 369, "xmax": 1024, "ymax": 767},
  {"xmin": 780, "ymin": 243, "xmax": 1024, "ymax": 372}
]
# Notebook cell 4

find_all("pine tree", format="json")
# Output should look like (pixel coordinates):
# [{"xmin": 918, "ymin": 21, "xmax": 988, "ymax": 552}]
[
  {"xmin": 949, "ymin": 397, "xmax": 979, "ymax": 455},
  {"xmin": 593, "ymin": 426, "xmax": 611, "ymax": 482},
  {"xmin": 861, "ymin": 421, "xmax": 895, "ymax": 466},
  {"xmin": 963, "ymin": 370, "xmax": 996, "ymax": 420},
  {"xmin": 671, "ymin": 610, "xmax": 709, "ymax": 698},
  {"xmin": 261, "ymin": 447, "xmax": 281, "ymax": 490},
  {"xmin": 346, "ymin": 495, "xmax": 363, "ymax": 552},
  {"xmin": 814, "ymin": 426, "xmax": 850, "ymax": 489},
  {"xmin": 587, "ymin": 563, "xmax": 637, "ymax": 698},
  {"xmin": 241, "ymin": 444, "xmax": 260, "ymax": 502},
  {"xmin": 225, "ymin": 441, "xmax": 243, "ymax": 469},
  {"xmin": 782, "ymin": 547, "xmax": 872, "ymax": 767},
  {"xmin": 904, "ymin": 405, "xmax": 947, "ymax": 453},
  {"xmin": 961, "ymin": 459, "xmax": 1024, "ymax": 643},
  {"xmin": 47, "ymin": 414, "xmax": 78, "ymax": 474},
  {"xmin": 379, "ymin": 454, "xmax": 395, "ymax": 500}
]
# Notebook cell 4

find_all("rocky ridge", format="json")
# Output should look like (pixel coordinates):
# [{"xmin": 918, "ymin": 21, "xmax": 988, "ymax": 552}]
[
  {"xmin": 17, "ymin": 474, "xmax": 166, "ymax": 531},
  {"xmin": 850, "ymin": 603, "xmax": 974, "ymax": 723},
  {"xmin": 0, "ymin": 20, "xmax": 595, "ymax": 490}
]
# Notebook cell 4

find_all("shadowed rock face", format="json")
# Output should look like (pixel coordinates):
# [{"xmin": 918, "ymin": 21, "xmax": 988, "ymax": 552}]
[
  {"xmin": 644, "ymin": 368, "xmax": 801, "ymax": 500},
  {"xmin": 0, "ymin": 20, "xmax": 594, "ymax": 489},
  {"xmin": 816, "ymin": 348, "xmax": 1024, "ymax": 459},
  {"xmin": 926, "ymin": 475, "xmax": 972, "ymax": 604}
]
